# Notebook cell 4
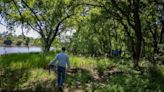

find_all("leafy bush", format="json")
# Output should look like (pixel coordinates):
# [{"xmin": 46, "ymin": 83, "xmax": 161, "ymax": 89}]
[{"xmin": 4, "ymin": 39, "xmax": 12, "ymax": 46}]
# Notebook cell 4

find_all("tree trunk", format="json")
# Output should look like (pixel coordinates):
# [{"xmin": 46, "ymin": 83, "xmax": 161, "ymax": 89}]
[
  {"xmin": 121, "ymin": 21, "xmax": 135, "ymax": 58},
  {"xmin": 43, "ymin": 44, "xmax": 51, "ymax": 52},
  {"xmin": 42, "ymin": 38, "xmax": 51, "ymax": 52},
  {"xmin": 149, "ymin": 25, "xmax": 158, "ymax": 54},
  {"xmin": 160, "ymin": 20, "xmax": 164, "ymax": 44},
  {"xmin": 153, "ymin": 33, "xmax": 158, "ymax": 54},
  {"xmin": 132, "ymin": 0, "xmax": 143, "ymax": 68}
]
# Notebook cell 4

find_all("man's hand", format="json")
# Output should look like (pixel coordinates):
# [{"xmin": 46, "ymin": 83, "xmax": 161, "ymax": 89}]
[
  {"xmin": 48, "ymin": 64, "xmax": 51, "ymax": 74},
  {"xmin": 66, "ymin": 67, "xmax": 71, "ymax": 72}
]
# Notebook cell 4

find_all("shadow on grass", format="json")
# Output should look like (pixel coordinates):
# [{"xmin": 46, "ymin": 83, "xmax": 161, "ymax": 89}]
[
  {"xmin": 0, "ymin": 53, "xmax": 59, "ymax": 92},
  {"xmin": 0, "ymin": 67, "xmax": 29, "ymax": 91},
  {"xmin": 0, "ymin": 67, "xmax": 60, "ymax": 92},
  {"xmin": 0, "ymin": 66, "xmax": 164, "ymax": 92},
  {"xmin": 65, "ymin": 68, "xmax": 93, "ymax": 91},
  {"xmin": 95, "ymin": 66, "xmax": 164, "ymax": 92},
  {"xmin": 0, "ymin": 53, "xmax": 164, "ymax": 92}
]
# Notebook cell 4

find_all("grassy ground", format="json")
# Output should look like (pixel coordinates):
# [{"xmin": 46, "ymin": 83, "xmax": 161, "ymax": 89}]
[{"xmin": 0, "ymin": 52, "xmax": 164, "ymax": 92}]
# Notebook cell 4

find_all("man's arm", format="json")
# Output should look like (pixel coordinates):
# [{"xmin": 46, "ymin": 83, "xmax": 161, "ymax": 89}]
[
  {"xmin": 48, "ymin": 55, "xmax": 58, "ymax": 66},
  {"xmin": 67, "ymin": 57, "xmax": 71, "ymax": 69}
]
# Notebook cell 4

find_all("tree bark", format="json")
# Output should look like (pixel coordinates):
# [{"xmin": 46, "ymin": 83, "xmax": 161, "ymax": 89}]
[
  {"xmin": 132, "ymin": 0, "xmax": 143, "ymax": 68},
  {"xmin": 160, "ymin": 20, "xmax": 164, "ymax": 44},
  {"xmin": 149, "ymin": 24, "xmax": 158, "ymax": 54},
  {"xmin": 43, "ymin": 35, "xmax": 58, "ymax": 52},
  {"xmin": 153, "ymin": 31, "xmax": 158, "ymax": 54}
]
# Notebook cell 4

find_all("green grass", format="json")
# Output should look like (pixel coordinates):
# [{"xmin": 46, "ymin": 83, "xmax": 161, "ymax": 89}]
[{"xmin": 0, "ymin": 52, "xmax": 164, "ymax": 92}]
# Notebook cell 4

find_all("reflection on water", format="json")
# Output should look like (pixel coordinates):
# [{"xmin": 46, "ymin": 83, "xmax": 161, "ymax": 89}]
[{"xmin": 0, "ymin": 46, "xmax": 43, "ymax": 55}]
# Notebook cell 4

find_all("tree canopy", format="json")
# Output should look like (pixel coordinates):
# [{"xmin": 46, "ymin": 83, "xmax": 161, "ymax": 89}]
[{"xmin": 0, "ymin": 0, "xmax": 164, "ymax": 67}]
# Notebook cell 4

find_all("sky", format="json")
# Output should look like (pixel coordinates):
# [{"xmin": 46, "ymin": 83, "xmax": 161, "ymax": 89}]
[
  {"xmin": 0, "ymin": 24, "xmax": 76, "ymax": 39},
  {"xmin": 0, "ymin": 25, "xmax": 40, "ymax": 39}
]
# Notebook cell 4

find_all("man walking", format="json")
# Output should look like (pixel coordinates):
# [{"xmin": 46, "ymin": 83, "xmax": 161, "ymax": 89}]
[{"xmin": 48, "ymin": 47, "xmax": 70, "ymax": 89}]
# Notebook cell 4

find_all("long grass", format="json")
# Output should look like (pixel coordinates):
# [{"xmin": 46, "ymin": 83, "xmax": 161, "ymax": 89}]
[{"xmin": 0, "ymin": 52, "xmax": 164, "ymax": 92}]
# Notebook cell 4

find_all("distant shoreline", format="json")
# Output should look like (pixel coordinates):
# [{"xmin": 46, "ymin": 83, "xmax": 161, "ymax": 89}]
[
  {"xmin": 0, "ymin": 45, "xmax": 41, "ymax": 48},
  {"xmin": 0, "ymin": 46, "xmax": 56, "ymax": 55},
  {"xmin": 0, "ymin": 46, "xmax": 42, "ymax": 55}
]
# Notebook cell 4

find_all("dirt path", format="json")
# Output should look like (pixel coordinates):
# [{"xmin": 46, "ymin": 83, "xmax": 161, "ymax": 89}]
[
  {"xmin": 51, "ymin": 67, "xmax": 123, "ymax": 92},
  {"xmin": 63, "ymin": 88, "xmax": 84, "ymax": 92}
]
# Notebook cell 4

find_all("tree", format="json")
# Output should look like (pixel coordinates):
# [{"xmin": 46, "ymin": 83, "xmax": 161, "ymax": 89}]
[
  {"xmin": 153, "ymin": 0, "xmax": 164, "ymax": 44},
  {"xmin": 16, "ymin": 40, "xmax": 22, "ymax": 46},
  {"xmin": 74, "ymin": 0, "xmax": 162, "ymax": 67},
  {"xmin": 4, "ymin": 37, "xmax": 12, "ymax": 46},
  {"xmin": 1, "ymin": 0, "xmax": 80, "ymax": 52},
  {"xmin": 83, "ymin": 0, "xmax": 149, "ymax": 67},
  {"xmin": 24, "ymin": 37, "xmax": 30, "ymax": 46}
]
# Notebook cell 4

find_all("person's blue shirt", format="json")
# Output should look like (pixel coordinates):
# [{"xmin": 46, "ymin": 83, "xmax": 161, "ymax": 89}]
[{"xmin": 48, "ymin": 52, "xmax": 70, "ymax": 68}]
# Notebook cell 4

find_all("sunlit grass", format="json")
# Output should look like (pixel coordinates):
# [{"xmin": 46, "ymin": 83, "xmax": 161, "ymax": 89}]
[
  {"xmin": 0, "ymin": 52, "xmax": 164, "ymax": 92},
  {"xmin": 70, "ymin": 56, "xmax": 97, "ymax": 69}
]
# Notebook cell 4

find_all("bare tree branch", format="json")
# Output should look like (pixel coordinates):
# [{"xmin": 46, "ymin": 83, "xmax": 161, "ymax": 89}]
[
  {"xmin": 48, "ymin": 14, "xmax": 74, "ymax": 45},
  {"xmin": 21, "ymin": 0, "xmax": 44, "ymax": 34},
  {"xmin": 111, "ymin": 0, "xmax": 135, "ymax": 30},
  {"xmin": 11, "ymin": 0, "xmax": 26, "ymax": 38},
  {"xmin": 153, "ymin": 0, "xmax": 164, "ymax": 4}
]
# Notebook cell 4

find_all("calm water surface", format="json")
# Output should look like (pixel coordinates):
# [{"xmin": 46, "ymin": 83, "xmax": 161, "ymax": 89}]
[{"xmin": 0, "ymin": 46, "xmax": 44, "ymax": 55}]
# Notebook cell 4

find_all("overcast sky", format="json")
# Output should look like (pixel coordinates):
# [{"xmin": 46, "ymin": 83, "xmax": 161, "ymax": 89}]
[
  {"xmin": 0, "ymin": 25, "xmax": 76, "ymax": 39},
  {"xmin": 0, "ymin": 25, "xmax": 40, "ymax": 38}
]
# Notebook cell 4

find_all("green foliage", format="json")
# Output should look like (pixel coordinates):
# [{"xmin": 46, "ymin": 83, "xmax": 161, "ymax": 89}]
[
  {"xmin": 0, "ymin": 53, "xmax": 164, "ymax": 91},
  {"xmin": 1, "ymin": 0, "xmax": 164, "ymax": 91},
  {"xmin": 24, "ymin": 38, "xmax": 30, "ymax": 46},
  {"xmin": 3, "ymin": 39, "xmax": 12, "ymax": 46},
  {"xmin": 1, "ymin": 0, "xmax": 82, "ymax": 51},
  {"xmin": 1, "ymin": 0, "xmax": 163, "ymax": 62},
  {"xmin": 16, "ymin": 40, "xmax": 22, "ymax": 46},
  {"xmin": 96, "ymin": 58, "xmax": 113, "ymax": 73}
]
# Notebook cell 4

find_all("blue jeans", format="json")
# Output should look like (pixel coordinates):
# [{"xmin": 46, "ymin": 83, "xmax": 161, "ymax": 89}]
[{"xmin": 57, "ymin": 66, "xmax": 66, "ymax": 86}]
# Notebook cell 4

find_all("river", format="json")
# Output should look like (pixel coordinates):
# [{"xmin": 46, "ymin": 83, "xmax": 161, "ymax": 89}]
[{"xmin": 0, "ymin": 46, "xmax": 53, "ymax": 55}]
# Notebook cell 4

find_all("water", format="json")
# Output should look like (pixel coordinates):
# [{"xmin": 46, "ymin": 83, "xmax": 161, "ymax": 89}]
[{"xmin": 0, "ymin": 46, "xmax": 43, "ymax": 55}]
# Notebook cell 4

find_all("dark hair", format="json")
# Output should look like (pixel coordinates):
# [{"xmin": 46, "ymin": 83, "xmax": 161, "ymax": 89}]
[{"xmin": 62, "ymin": 47, "xmax": 66, "ymax": 51}]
